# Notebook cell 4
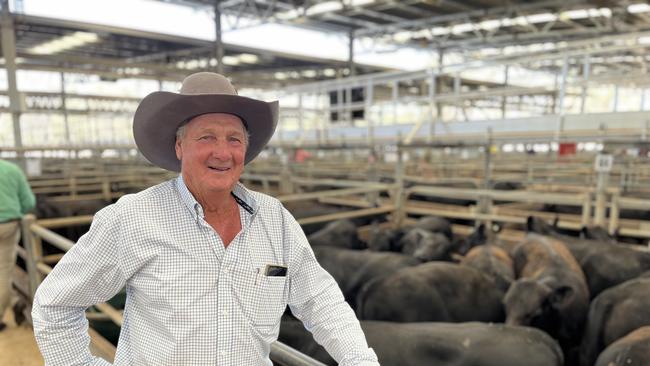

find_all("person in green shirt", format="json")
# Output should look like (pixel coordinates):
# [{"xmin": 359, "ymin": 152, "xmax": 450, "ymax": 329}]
[{"xmin": 0, "ymin": 159, "xmax": 35, "ymax": 331}]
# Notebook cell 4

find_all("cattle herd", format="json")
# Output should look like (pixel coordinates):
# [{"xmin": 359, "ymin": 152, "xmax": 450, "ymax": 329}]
[
  {"xmin": 279, "ymin": 216, "xmax": 650, "ymax": 366},
  {"xmin": 34, "ymin": 198, "xmax": 650, "ymax": 366}
]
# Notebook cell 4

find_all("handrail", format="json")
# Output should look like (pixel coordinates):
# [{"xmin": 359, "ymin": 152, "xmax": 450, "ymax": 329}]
[{"xmin": 271, "ymin": 341, "xmax": 327, "ymax": 366}]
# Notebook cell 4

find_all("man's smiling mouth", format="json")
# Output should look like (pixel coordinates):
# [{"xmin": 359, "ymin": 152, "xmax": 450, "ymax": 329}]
[{"xmin": 208, "ymin": 166, "xmax": 230, "ymax": 171}]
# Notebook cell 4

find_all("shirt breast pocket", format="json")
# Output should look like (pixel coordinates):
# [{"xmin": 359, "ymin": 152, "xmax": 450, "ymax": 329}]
[{"xmin": 235, "ymin": 268, "xmax": 288, "ymax": 329}]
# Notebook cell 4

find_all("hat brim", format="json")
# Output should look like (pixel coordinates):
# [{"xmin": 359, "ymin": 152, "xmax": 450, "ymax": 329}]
[{"xmin": 133, "ymin": 92, "xmax": 279, "ymax": 172}]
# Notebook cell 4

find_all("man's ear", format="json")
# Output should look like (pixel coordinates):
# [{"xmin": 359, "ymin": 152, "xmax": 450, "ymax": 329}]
[{"xmin": 175, "ymin": 138, "xmax": 183, "ymax": 161}]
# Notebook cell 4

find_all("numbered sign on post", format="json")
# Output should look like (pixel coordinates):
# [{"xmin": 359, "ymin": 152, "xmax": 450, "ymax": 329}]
[{"xmin": 594, "ymin": 154, "xmax": 613, "ymax": 173}]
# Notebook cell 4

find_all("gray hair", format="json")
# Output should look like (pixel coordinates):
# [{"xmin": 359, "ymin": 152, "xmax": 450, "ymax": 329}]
[{"xmin": 175, "ymin": 117, "xmax": 250, "ymax": 146}]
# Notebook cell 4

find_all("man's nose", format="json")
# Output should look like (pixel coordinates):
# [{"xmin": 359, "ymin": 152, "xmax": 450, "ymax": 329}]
[{"xmin": 210, "ymin": 139, "xmax": 231, "ymax": 160}]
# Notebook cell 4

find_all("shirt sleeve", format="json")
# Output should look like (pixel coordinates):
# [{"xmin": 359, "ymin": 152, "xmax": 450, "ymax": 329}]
[
  {"xmin": 15, "ymin": 164, "xmax": 35, "ymax": 214},
  {"xmin": 282, "ymin": 207, "xmax": 379, "ymax": 366},
  {"xmin": 32, "ymin": 204, "xmax": 129, "ymax": 366}
]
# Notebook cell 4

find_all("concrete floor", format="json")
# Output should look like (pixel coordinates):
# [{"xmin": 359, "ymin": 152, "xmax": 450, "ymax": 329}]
[{"xmin": 0, "ymin": 306, "xmax": 43, "ymax": 366}]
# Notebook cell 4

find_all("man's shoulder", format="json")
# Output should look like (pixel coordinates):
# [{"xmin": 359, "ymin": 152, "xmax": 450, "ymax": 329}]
[
  {"xmin": 246, "ymin": 188, "xmax": 281, "ymax": 209},
  {"xmin": 112, "ymin": 179, "xmax": 177, "ymax": 212},
  {"xmin": 0, "ymin": 159, "xmax": 22, "ymax": 175}
]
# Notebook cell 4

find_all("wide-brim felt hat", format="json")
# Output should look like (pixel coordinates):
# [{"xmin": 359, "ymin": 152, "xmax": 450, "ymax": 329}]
[{"xmin": 133, "ymin": 72, "xmax": 279, "ymax": 172}]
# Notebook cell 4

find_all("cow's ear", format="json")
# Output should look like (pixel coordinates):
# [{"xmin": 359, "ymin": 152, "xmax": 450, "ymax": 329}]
[{"xmin": 549, "ymin": 286, "xmax": 573, "ymax": 309}]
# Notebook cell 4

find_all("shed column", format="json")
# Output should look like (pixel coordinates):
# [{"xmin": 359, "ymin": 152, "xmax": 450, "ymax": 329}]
[{"xmin": 1, "ymin": 0, "xmax": 23, "ymax": 157}]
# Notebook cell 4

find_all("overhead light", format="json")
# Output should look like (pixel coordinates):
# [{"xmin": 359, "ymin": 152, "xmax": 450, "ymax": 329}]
[
  {"xmin": 431, "ymin": 27, "xmax": 450, "ymax": 36},
  {"xmin": 393, "ymin": 31, "xmax": 413, "ymax": 43},
  {"xmin": 276, "ymin": 0, "xmax": 375, "ymax": 20},
  {"xmin": 629, "ymin": 3, "xmax": 650, "ymax": 13},
  {"xmin": 276, "ymin": 8, "xmax": 301, "ymax": 20},
  {"xmin": 238, "ymin": 53, "xmax": 259, "ymax": 64},
  {"xmin": 526, "ymin": 13, "xmax": 557, "ymax": 24},
  {"xmin": 301, "ymin": 70, "xmax": 317, "ymax": 78},
  {"xmin": 222, "ymin": 56, "xmax": 240, "ymax": 66},
  {"xmin": 323, "ymin": 68, "xmax": 336, "ymax": 77},
  {"xmin": 29, "ymin": 32, "xmax": 99, "ymax": 55},
  {"xmin": 560, "ymin": 7, "xmax": 611, "ymax": 20},
  {"xmin": 451, "ymin": 23, "xmax": 474, "ymax": 34},
  {"xmin": 345, "ymin": 0, "xmax": 375, "ymax": 6},
  {"xmin": 639, "ymin": 36, "xmax": 650, "ymax": 44},
  {"xmin": 480, "ymin": 19, "xmax": 501, "ymax": 30},
  {"xmin": 274, "ymin": 72, "xmax": 288, "ymax": 80},
  {"xmin": 0, "ymin": 57, "xmax": 24, "ymax": 64},
  {"xmin": 306, "ymin": 1, "xmax": 343, "ymax": 16},
  {"xmin": 185, "ymin": 59, "xmax": 200, "ymax": 69}
]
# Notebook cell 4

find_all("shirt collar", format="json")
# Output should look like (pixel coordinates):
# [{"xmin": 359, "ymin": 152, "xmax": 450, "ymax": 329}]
[{"xmin": 175, "ymin": 175, "xmax": 258, "ymax": 220}]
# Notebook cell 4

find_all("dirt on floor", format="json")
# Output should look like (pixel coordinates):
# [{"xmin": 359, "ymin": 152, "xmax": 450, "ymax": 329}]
[{"xmin": 0, "ymin": 304, "xmax": 43, "ymax": 366}]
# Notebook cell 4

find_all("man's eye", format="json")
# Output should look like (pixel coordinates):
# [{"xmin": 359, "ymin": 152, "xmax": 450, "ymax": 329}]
[
  {"xmin": 229, "ymin": 137, "xmax": 242, "ymax": 143},
  {"xmin": 198, "ymin": 135, "xmax": 214, "ymax": 141}
]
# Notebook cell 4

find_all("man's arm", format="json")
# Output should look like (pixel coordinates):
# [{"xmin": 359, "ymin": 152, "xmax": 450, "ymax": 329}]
[
  {"xmin": 32, "ymin": 204, "xmax": 128, "ymax": 366},
  {"xmin": 282, "ymin": 207, "xmax": 380, "ymax": 366}
]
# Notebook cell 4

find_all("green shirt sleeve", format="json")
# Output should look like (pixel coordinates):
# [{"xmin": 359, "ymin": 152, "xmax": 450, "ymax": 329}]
[{"xmin": 17, "ymin": 167, "xmax": 36, "ymax": 214}]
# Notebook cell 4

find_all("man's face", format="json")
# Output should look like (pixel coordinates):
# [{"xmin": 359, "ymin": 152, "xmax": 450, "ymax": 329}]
[{"xmin": 175, "ymin": 113, "xmax": 247, "ymax": 197}]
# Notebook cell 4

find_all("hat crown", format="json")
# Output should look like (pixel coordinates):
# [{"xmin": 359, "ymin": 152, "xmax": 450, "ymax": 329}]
[{"xmin": 179, "ymin": 72, "xmax": 237, "ymax": 95}]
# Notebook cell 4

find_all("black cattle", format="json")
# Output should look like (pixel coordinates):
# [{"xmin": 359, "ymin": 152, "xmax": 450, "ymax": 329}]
[
  {"xmin": 357, "ymin": 262, "xmax": 504, "ymax": 323},
  {"xmin": 279, "ymin": 320, "xmax": 564, "ymax": 366},
  {"xmin": 453, "ymin": 223, "xmax": 489, "ymax": 256},
  {"xmin": 307, "ymin": 219, "xmax": 364, "ymax": 249},
  {"xmin": 527, "ymin": 216, "xmax": 650, "ymax": 297},
  {"xmin": 580, "ymin": 277, "xmax": 650, "ymax": 366},
  {"xmin": 595, "ymin": 326, "xmax": 650, "ymax": 366},
  {"xmin": 409, "ymin": 216, "xmax": 453, "ymax": 240},
  {"xmin": 312, "ymin": 246, "xmax": 419, "ymax": 309},
  {"xmin": 580, "ymin": 225, "xmax": 615, "ymax": 242},
  {"xmin": 365, "ymin": 223, "xmax": 401, "ymax": 252},
  {"xmin": 460, "ymin": 244, "xmax": 514, "ymax": 292},
  {"xmin": 394, "ymin": 228, "xmax": 453, "ymax": 262},
  {"xmin": 504, "ymin": 233, "xmax": 589, "ymax": 365}
]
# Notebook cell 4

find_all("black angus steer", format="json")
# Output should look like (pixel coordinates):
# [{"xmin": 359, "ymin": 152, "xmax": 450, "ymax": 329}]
[
  {"xmin": 357, "ymin": 261, "xmax": 505, "ymax": 323},
  {"xmin": 504, "ymin": 233, "xmax": 589, "ymax": 365},
  {"xmin": 279, "ymin": 320, "xmax": 564, "ymax": 366},
  {"xmin": 580, "ymin": 277, "xmax": 650, "ymax": 366},
  {"xmin": 307, "ymin": 219, "xmax": 364, "ymax": 249},
  {"xmin": 394, "ymin": 228, "xmax": 453, "ymax": 262},
  {"xmin": 312, "ymin": 246, "xmax": 419, "ymax": 309},
  {"xmin": 460, "ymin": 244, "xmax": 514, "ymax": 292},
  {"xmin": 595, "ymin": 326, "xmax": 650, "ymax": 366},
  {"xmin": 527, "ymin": 216, "xmax": 650, "ymax": 298}
]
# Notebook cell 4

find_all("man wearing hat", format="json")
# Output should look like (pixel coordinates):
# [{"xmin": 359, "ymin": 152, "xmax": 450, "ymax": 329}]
[{"xmin": 32, "ymin": 72, "xmax": 379, "ymax": 365}]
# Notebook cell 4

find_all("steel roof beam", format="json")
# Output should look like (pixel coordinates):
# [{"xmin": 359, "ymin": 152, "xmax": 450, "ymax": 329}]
[{"xmin": 356, "ymin": 0, "xmax": 589, "ymax": 36}]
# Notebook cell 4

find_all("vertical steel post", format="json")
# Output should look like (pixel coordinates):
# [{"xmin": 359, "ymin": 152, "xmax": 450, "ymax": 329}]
[
  {"xmin": 501, "ymin": 65, "xmax": 509, "ymax": 119},
  {"xmin": 555, "ymin": 55, "xmax": 569, "ymax": 144},
  {"xmin": 1, "ymin": 0, "xmax": 22, "ymax": 161},
  {"xmin": 60, "ymin": 72, "xmax": 71, "ymax": 143},
  {"xmin": 348, "ymin": 28, "xmax": 356, "ymax": 77},
  {"xmin": 580, "ymin": 56, "xmax": 590, "ymax": 113},
  {"xmin": 428, "ymin": 70, "xmax": 436, "ymax": 143},
  {"xmin": 213, "ymin": 0, "xmax": 224, "ymax": 74},
  {"xmin": 366, "ymin": 80, "xmax": 374, "ymax": 147},
  {"xmin": 20, "ymin": 214, "xmax": 41, "ymax": 299}
]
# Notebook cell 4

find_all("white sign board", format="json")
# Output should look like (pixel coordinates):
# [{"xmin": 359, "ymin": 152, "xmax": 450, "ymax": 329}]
[
  {"xmin": 594, "ymin": 154, "xmax": 613, "ymax": 173},
  {"xmin": 25, "ymin": 158, "xmax": 42, "ymax": 177}
]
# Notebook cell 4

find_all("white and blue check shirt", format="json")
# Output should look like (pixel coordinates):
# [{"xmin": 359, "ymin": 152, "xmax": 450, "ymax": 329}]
[{"xmin": 32, "ymin": 176, "xmax": 379, "ymax": 366}]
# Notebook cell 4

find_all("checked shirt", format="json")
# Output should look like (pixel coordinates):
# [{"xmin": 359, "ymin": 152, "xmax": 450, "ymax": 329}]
[{"xmin": 32, "ymin": 176, "xmax": 379, "ymax": 366}]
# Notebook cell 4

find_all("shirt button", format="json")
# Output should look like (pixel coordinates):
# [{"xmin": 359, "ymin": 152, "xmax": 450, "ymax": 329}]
[{"xmin": 219, "ymin": 350, "xmax": 226, "ymax": 357}]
